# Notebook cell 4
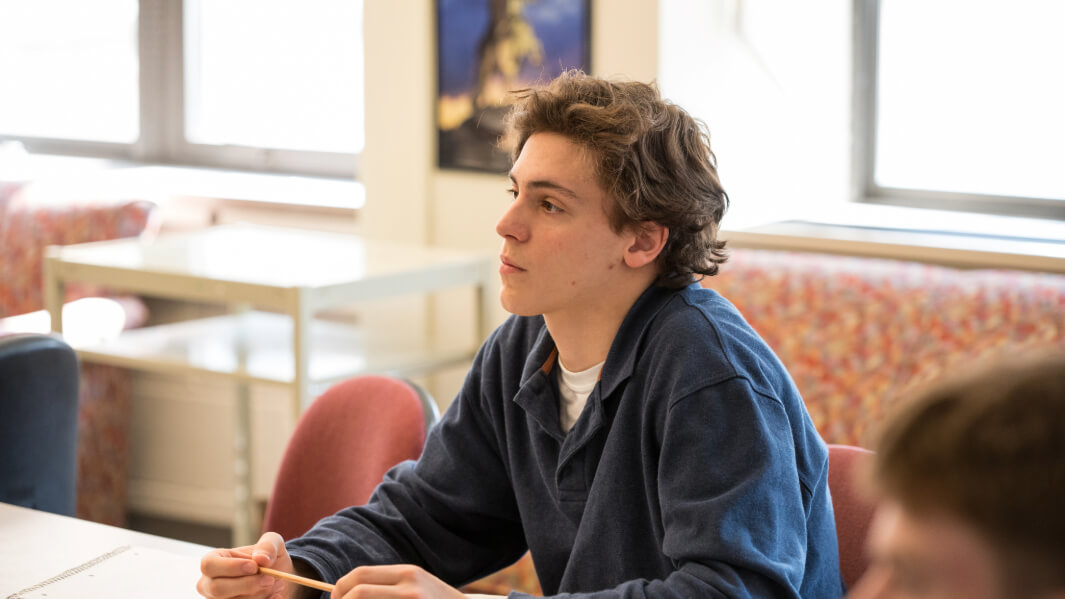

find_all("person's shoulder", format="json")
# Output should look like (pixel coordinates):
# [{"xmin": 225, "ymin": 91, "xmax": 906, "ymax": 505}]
[
  {"xmin": 649, "ymin": 284, "xmax": 747, "ymax": 343},
  {"xmin": 675, "ymin": 282, "xmax": 741, "ymax": 316},
  {"xmin": 644, "ymin": 284, "xmax": 793, "ymax": 397}
]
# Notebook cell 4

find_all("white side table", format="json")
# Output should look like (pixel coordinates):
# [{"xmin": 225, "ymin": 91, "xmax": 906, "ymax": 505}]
[{"xmin": 44, "ymin": 224, "xmax": 496, "ymax": 544}]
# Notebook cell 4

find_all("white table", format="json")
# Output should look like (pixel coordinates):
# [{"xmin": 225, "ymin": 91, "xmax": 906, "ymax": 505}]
[
  {"xmin": 43, "ymin": 224, "xmax": 496, "ymax": 545},
  {"xmin": 0, "ymin": 502, "xmax": 208, "ymax": 598}
]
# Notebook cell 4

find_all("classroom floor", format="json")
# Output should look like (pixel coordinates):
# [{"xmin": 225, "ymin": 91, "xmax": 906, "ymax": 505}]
[{"xmin": 127, "ymin": 513, "xmax": 231, "ymax": 548}]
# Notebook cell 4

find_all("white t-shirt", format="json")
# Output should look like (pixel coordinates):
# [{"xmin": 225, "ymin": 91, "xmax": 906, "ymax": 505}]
[{"xmin": 557, "ymin": 358, "xmax": 604, "ymax": 433}]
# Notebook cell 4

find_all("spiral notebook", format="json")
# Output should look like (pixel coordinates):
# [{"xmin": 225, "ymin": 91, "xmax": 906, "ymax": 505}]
[{"xmin": 6, "ymin": 545, "xmax": 202, "ymax": 599}]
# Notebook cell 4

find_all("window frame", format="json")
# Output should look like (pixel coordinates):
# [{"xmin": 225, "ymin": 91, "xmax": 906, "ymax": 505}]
[
  {"xmin": 2, "ymin": 0, "xmax": 359, "ymax": 179},
  {"xmin": 851, "ymin": 0, "xmax": 1065, "ymax": 221}
]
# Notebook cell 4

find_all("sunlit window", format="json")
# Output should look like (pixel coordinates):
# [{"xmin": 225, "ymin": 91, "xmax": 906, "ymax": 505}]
[
  {"xmin": 184, "ymin": 0, "xmax": 364, "ymax": 154},
  {"xmin": 875, "ymin": 0, "xmax": 1065, "ymax": 202},
  {"xmin": 0, "ymin": 0, "xmax": 139, "ymax": 143},
  {"xmin": 0, "ymin": 0, "xmax": 364, "ymax": 176}
]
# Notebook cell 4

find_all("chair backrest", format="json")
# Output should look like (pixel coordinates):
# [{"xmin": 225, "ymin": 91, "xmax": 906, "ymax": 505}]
[
  {"xmin": 407, "ymin": 377, "xmax": 441, "ymax": 436},
  {"xmin": 0, "ymin": 333, "xmax": 80, "ymax": 516},
  {"xmin": 828, "ymin": 443, "xmax": 877, "ymax": 590},
  {"xmin": 262, "ymin": 375, "xmax": 439, "ymax": 540}
]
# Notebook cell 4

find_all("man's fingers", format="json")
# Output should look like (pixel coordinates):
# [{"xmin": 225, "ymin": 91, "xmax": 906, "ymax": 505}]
[
  {"xmin": 197, "ymin": 543, "xmax": 292, "ymax": 599},
  {"xmin": 334, "ymin": 565, "xmax": 444, "ymax": 599},
  {"xmin": 201, "ymin": 548, "xmax": 260, "ymax": 577},
  {"xmin": 197, "ymin": 569, "xmax": 282, "ymax": 599},
  {"xmin": 342, "ymin": 564, "xmax": 421, "ymax": 585},
  {"xmin": 335, "ymin": 583, "xmax": 404, "ymax": 599},
  {"xmin": 251, "ymin": 532, "xmax": 286, "ymax": 566}
]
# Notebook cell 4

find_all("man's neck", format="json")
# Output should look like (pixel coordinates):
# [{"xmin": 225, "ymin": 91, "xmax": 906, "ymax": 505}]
[{"xmin": 544, "ymin": 277, "xmax": 654, "ymax": 372}]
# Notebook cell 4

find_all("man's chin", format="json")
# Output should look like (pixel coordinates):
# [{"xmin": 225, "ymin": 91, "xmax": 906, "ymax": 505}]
[{"xmin": 498, "ymin": 293, "xmax": 541, "ymax": 318}]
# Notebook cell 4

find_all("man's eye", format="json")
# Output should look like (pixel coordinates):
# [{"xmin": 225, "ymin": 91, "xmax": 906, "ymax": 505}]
[
  {"xmin": 505, "ymin": 188, "xmax": 518, "ymax": 199},
  {"xmin": 542, "ymin": 201, "xmax": 562, "ymax": 213}
]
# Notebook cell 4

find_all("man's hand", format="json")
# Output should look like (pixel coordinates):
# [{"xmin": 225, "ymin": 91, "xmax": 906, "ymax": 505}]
[
  {"xmin": 197, "ymin": 532, "xmax": 296, "ymax": 599},
  {"xmin": 333, "ymin": 564, "xmax": 472, "ymax": 599}
]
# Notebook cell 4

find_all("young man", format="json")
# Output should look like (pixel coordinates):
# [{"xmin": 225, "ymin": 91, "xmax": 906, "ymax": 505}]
[
  {"xmin": 849, "ymin": 351, "xmax": 1065, "ymax": 599},
  {"xmin": 198, "ymin": 70, "xmax": 842, "ymax": 599}
]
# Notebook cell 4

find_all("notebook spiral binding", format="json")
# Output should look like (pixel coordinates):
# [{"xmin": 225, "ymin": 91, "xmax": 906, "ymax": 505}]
[{"xmin": 5, "ymin": 545, "xmax": 131, "ymax": 599}]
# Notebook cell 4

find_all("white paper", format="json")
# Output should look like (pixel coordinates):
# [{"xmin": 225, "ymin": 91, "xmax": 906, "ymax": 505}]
[{"xmin": 8, "ymin": 545, "xmax": 202, "ymax": 599}]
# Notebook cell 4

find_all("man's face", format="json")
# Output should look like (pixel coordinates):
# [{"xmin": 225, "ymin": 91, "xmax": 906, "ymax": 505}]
[
  {"xmin": 849, "ymin": 500, "xmax": 1006, "ymax": 599},
  {"xmin": 495, "ymin": 132, "xmax": 639, "ymax": 320}
]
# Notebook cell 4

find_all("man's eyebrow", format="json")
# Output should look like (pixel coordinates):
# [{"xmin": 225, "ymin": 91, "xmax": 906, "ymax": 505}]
[{"xmin": 508, "ymin": 173, "xmax": 582, "ymax": 202}]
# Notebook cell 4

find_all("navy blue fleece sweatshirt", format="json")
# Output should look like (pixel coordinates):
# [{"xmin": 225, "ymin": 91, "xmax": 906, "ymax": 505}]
[{"xmin": 286, "ymin": 283, "xmax": 843, "ymax": 598}]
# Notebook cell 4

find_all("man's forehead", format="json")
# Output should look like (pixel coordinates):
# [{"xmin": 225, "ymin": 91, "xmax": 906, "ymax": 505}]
[
  {"xmin": 510, "ymin": 136, "xmax": 604, "ymax": 193},
  {"xmin": 514, "ymin": 132, "xmax": 595, "ymax": 168},
  {"xmin": 868, "ymin": 500, "xmax": 1006, "ymax": 592}
]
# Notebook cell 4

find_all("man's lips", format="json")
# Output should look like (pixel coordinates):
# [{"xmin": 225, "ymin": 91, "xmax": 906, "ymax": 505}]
[{"xmin": 499, "ymin": 256, "xmax": 524, "ymax": 273}]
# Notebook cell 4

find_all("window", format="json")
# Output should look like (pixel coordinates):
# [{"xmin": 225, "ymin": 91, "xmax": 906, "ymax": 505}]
[
  {"xmin": 855, "ymin": 0, "xmax": 1065, "ymax": 219},
  {"xmin": 0, "ymin": 1, "xmax": 139, "ymax": 144},
  {"xmin": 0, "ymin": 0, "xmax": 364, "ymax": 178}
]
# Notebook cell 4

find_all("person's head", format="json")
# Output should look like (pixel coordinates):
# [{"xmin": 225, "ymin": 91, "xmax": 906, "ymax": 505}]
[
  {"xmin": 850, "ymin": 351, "xmax": 1065, "ymax": 599},
  {"xmin": 499, "ymin": 69, "xmax": 729, "ymax": 291}
]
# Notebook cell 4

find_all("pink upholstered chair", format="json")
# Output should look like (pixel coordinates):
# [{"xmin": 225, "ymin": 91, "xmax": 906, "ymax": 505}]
[
  {"xmin": 827, "ymin": 444, "xmax": 877, "ymax": 590},
  {"xmin": 261, "ymin": 375, "xmax": 439, "ymax": 540}
]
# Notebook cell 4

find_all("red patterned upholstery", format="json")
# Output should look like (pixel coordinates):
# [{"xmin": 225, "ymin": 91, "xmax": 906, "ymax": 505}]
[
  {"xmin": 462, "ymin": 551, "xmax": 540, "ymax": 596},
  {"xmin": 703, "ymin": 249, "xmax": 1065, "ymax": 447},
  {"xmin": 0, "ymin": 194, "xmax": 155, "ymax": 317},
  {"xmin": 0, "ymin": 191, "xmax": 157, "ymax": 525}
]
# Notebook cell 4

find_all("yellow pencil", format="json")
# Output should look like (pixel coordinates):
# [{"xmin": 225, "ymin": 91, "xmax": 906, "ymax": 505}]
[{"xmin": 259, "ymin": 566, "xmax": 336, "ymax": 593}]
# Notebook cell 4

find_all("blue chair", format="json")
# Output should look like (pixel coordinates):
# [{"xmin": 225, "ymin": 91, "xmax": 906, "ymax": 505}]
[{"xmin": 0, "ymin": 333, "xmax": 79, "ymax": 515}]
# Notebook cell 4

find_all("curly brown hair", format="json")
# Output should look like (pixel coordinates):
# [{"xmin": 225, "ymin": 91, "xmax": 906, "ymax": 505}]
[{"xmin": 501, "ymin": 70, "xmax": 729, "ymax": 288}]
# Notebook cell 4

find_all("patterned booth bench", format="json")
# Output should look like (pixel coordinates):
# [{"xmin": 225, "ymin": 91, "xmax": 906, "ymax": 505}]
[
  {"xmin": 1, "ymin": 183, "xmax": 157, "ymax": 526},
  {"xmin": 703, "ymin": 248, "xmax": 1065, "ymax": 447}
]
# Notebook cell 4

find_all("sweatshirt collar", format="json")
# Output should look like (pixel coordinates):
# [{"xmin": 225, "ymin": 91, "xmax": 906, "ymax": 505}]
[
  {"xmin": 597, "ymin": 283, "xmax": 687, "ymax": 398},
  {"xmin": 517, "ymin": 283, "xmax": 688, "ymax": 401}
]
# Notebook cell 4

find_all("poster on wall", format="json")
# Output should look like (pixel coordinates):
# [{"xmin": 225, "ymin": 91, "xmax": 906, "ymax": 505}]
[{"xmin": 436, "ymin": 0, "xmax": 591, "ymax": 173}]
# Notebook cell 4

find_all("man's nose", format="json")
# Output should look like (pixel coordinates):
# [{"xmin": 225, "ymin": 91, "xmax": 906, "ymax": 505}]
[{"xmin": 496, "ymin": 199, "xmax": 526, "ymax": 241}]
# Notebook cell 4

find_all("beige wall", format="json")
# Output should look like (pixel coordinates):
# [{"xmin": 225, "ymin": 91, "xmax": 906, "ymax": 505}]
[
  {"xmin": 362, "ymin": 0, "xmax": 659, "ymax": 246},
  {"xmin": 360, "ymin": 0, "xmax": 660, "ymax": 407}
]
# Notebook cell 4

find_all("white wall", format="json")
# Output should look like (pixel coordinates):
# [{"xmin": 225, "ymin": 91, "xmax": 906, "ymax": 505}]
[{"xmin": 362, "ymin": 0, "xmax": 659, "ymax": 249}]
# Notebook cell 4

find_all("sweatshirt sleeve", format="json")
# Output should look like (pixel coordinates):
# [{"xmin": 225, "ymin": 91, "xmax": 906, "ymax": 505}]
[{"xmin": 284, "ymin": 340, "xmax": 530, "ymax": 589}]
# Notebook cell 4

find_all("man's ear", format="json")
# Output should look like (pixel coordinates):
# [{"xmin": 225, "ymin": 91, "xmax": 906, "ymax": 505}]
[{"xmin": 623, "ymin": 222, "xmax": 668, "ymax": 269}]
